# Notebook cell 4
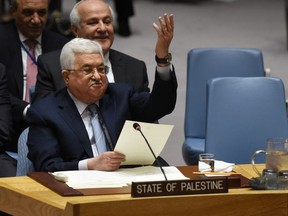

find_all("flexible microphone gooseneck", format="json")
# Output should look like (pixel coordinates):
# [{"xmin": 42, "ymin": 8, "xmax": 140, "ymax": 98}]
[{"xmin": 133, "ymin": 122, "xmax": 168, "ymax": 181}]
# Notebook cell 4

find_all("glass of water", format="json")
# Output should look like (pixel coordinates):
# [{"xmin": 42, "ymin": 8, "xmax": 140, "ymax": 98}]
[{"xmin": 199, "ymin": 153, "xmax": 215, "ymax": 172}]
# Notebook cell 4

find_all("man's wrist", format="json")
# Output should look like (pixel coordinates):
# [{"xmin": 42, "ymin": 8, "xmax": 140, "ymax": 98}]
[
  {"xmin": 157, "ymin": 62, "xmax": 170, "ymax": 67},
  {"xmin": 155, "ymin": 53, "xmax": 172, "ymax": 64}
]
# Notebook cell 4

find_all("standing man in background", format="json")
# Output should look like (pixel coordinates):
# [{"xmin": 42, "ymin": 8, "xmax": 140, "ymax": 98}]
[{"xmin": 0, "ymin": 0, "xmax": 69, "ymax": 177}]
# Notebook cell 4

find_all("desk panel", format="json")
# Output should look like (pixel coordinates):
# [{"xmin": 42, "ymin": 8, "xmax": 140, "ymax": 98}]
[
  {"xmin": 63, "ymin": 192, "xmax": 288, "ymax": 216},
  {"xmin": 0, "ymin": 165, "xmax": 287, "ymax": 216},
  {"xmin": 0, "ymin": 183, "xmax": 62, "ymax": 216}
]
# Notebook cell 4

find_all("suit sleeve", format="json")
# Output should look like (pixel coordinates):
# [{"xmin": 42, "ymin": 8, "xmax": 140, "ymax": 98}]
[
  {"xmin": 138, "ymin": 61, "xmax": 150, "ymax": 93},
  {"xmin": 130, "ymin": 65, "xmax": 177, "ymax": 122}
]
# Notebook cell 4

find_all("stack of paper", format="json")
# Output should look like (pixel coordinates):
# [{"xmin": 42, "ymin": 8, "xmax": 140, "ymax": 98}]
[{"xmin": 51, "ymin": 166, "xmax": 189, "ymax": 189}]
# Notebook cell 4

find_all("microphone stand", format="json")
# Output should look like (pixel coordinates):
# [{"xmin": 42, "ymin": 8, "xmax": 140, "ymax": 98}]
[{"xmin": 136, "ymin": 126, "xmax": 168, "ymax": 181}]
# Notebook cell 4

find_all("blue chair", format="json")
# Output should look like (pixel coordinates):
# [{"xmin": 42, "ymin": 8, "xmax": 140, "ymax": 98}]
[
  {"xmin": 205, "ymin": 77, "xmax": 288, "ymax": 164},
  {"xmin": 182, "ymin": 48, "xmax": 265, "ymax": 165},
  {"xmin": 11, "ymin": 86, "xmax": 36, "ymax": 175},
  {"xmin": 16, "ymin": 128, "xmax": 34, "ymax": 176}
]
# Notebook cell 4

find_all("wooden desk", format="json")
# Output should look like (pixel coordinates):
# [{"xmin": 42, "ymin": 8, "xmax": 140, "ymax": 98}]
[{"xmin": 0, "ymin": 165, "xmax": 287, "ymax": 216}]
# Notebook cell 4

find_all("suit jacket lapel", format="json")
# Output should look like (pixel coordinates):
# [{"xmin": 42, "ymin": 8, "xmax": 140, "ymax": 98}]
[{"xmin": 57, "ymin": 90, "xmax": 94, "ymax": 157}]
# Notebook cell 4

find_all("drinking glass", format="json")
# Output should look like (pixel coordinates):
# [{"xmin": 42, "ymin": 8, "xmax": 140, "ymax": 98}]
[{"xmin": 199, "ymin": 153, "xmax": 215, "ymax": 172}]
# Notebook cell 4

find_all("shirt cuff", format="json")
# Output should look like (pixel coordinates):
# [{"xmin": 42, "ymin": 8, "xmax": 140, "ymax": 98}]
[
  {"xmin": 156, "ymin": 64, "xmax": 172, "ymax": 81},
  {"xmin": 78, "ymin": 159, "xmax": 89, "ymax": 170}
]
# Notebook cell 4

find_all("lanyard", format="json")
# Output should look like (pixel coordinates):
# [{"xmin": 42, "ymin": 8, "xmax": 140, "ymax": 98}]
[{"xmin": 20, "ymin": 41, "xmax": 38, "ymax": 65}]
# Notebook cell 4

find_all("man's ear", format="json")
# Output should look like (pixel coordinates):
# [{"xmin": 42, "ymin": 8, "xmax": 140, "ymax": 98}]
[
  {"xmin": 62, "ymin": 70, "xmax": 69, "ymax": 85},
  {"xmin": 71, "ymin": 26, "xmax": 78, "ymax": 37}
]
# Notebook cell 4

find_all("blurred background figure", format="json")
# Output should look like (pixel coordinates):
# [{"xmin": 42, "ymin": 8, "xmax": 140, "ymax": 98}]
[
  {"xmin": 113, "ymin": 0, "xmax": 134, "ymax": 37},
  {"xmin": 47, "ymin": 0, "xmax": 73, "ymax": 38},
  {"xmin": 48, "ymin": 0, "xmax": 61, "ymax": 11},
  {"xmin": 0, "ymin": 0, "xmax": 12, "ymax": 24}
]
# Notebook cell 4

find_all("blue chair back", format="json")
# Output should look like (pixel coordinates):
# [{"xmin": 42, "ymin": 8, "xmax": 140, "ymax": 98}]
[
  {"xmin": 205, "ymin": 77, "xmax": 288, "ymax": 164},
  {"xmin": 183, "ymin": 48, "xmax": 265, "ymax": 164}
]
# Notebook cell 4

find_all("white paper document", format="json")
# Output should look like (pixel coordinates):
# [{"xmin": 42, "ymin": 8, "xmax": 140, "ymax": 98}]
[
  {"xmin": 114, "ymin": 121, "xmax": 174, "ymax": 165},
  {"xmin": 52, "ymin": 166, "xmax": 189, "ymax": 189}
]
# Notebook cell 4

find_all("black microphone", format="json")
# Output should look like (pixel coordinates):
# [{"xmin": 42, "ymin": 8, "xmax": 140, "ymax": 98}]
[{"xmin": 133, "ymin": 122, "xmax": 168, "ymax": 181}]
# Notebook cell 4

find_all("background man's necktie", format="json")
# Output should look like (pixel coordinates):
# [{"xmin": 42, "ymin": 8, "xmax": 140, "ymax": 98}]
[
  {"xmin": 24, "ymin": 39, "xmax": 37, "ymax": 102},
  {"xmin": 87, "ymin": 104, "xmax": 108, "ymax": 154}
]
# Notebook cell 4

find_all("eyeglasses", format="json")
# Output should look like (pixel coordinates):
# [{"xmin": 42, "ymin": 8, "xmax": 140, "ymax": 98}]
[{"xmin": 66, "ymin": 66, "xmax": 108, "ymax": 76}]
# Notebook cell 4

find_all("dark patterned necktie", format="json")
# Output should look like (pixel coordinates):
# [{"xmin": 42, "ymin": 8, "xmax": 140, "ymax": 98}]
[{"xmin": 87, "ymin": 104, "xmax": 107, "ymax": 154}]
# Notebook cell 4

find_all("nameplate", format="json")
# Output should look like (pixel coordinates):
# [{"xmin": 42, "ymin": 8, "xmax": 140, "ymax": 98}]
[{"xmin": 131, "ymin": 177, "xmax": 228, "ymax": 197}]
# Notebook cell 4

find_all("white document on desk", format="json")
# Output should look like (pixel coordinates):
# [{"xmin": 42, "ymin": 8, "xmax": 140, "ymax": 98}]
[
  {"xmin": 114, "ymin": 120, "xmax": 174, "ymax": 165},
  {"xmin": 52, "ymin": 166, "xmax": 188, "ymax": 189}
]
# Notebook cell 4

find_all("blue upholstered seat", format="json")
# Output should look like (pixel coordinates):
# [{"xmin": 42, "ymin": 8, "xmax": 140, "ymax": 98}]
[
  {"xmin": 182, "ymin": 48, "xmax": 265, "ymax": 164},
  {"xmin": 205, "ymin": 77, "xmax": 288, "ymax": 164}
]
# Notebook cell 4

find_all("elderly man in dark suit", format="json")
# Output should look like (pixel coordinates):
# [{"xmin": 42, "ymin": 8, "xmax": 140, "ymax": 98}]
[
  {"xmin": 33, "ymin": 0, "xmax": 152, "ymax": 102},
  {"xmin": 0, "ymin": 0, "xmax": 69, "ymax": 176},
  {"xmin": 27, "ymin": 13, "xmax": 175, "ymax": 172}
]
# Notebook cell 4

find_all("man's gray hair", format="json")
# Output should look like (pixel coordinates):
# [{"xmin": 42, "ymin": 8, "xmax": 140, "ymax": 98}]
[
  {"xmin": 60, "ymin": 38, "xmax": 104, "ymax": 70},
  {"xmin": 70, "ymin": 0, "xmax": 114, "ymax": 28}
]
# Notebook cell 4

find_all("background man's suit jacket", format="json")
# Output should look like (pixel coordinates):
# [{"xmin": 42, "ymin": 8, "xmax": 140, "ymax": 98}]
[
  {"xmin": 0, "ymin": 21, "xmax": 70, "ymax": 152},
  {"xmin": 0, "ymin": 63, "xmax": 13, "ymax": 149},
  {"xmin": 27, "ymin": 70, "xmax": 177, "ymax": 172},
  {"xmin": 33, "ymin": 48, "xmax": 149, "ymax": 102}
]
